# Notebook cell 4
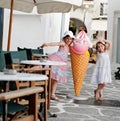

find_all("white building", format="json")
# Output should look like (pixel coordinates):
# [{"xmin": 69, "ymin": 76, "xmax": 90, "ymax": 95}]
[
  {"xmin": 70, "ymin": 0, "xmax": 120, "ymax": 64},
  {"xmin": 107, "ymin": 0, "xmax": 120, "ymax": 64},
  {"xmin": 2, "ymin": 9, "xmax": 70, "ymax": 54},
  {"xmin": 69, "ymin": 0, "xmax": 108, "ymax": 54},
  {"xmin": 2, "ymin": 0, "xmax": 118, "ymax": 63}
]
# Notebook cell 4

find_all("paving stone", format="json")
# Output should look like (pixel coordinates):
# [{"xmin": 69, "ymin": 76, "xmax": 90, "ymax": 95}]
[{"xmin": 48, "ymin": 62, "xmax": 120, "ymax": 121}]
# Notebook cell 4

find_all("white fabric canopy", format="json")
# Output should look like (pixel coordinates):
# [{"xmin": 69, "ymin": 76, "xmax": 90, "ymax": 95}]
[
  {"xmin": 0, "ymin": 0, "xmax": 82, "ymax": 13},
  {"xmin": 0, "ymin": 0, "xmax": 82, "ymax": 50},
  {"xmin": 91, "ymin": 19, "xmax": 107, "ymax": 31}
]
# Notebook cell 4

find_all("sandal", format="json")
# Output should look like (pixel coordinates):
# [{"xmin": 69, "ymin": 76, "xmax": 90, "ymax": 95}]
[
  {"xmin": 51, "ymin": 95, "xmax": 59, "ymax": 101},
  {"xmin": 94, "ymin": 90, "xmax": 100, "ymax": 101},
  {"xmin": 48, "ymin": 111, "xmax": 57, "ymax": 118},
  {"xmin": 98, "ymin": 92, "xmax": 103, "ymax": 101},
  {"xmin": 98, "ymin": 97, "xmax": 103, "ymax": 101},
  {"xmin": 94, "ymin": 89, "xmax": 102, "ymax": 98},
  {"xmin": 94, "ymin": 90, "xmax": 97, "ymax": 97}
]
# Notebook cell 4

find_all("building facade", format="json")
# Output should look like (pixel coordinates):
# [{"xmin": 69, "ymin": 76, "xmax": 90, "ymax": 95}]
[
  {"xmin": 1, "ymin": 0, "xmax": 119, "ymax": 64},
  {"xmin": 107, "ymin": 0, "xmax": 120, "ymax": 64},
  {"xmin": 70, "ymin": 0, "xmax": 108, "ymax": 41}
]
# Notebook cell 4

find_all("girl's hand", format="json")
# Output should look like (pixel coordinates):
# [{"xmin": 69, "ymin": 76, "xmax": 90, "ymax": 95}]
[
  {"xmin": 41, "ymin": 43, "xmax": 47, "ymax": 48},
  {"xmin": 104, "ymin": 40, "xmax": 112, "ymax": 51}
]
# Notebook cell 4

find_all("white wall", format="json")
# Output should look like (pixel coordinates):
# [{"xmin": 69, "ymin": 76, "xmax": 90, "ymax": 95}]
[
  {"xmin": 2, "ymin": 9, "xmax": 70, "ymax": 54},
  {"xmin": 107, "ymin": 0, "xmax": 120, "ymax": 63},
  {"xmin": 107, "ymin": 0, "xmax": 119, "ymax": 41},
  {"xmin": 93, "ymin": 0, "xmax": 108, "ymax": 18},
  {"xmin": 70, "ymin": 7, "xmax": 94, "ymax": 40}
]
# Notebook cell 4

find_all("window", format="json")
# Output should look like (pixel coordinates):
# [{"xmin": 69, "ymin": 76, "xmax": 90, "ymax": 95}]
[{"xmin": 100, "ymin": 3, "xmax": 108, "ymax": 16}]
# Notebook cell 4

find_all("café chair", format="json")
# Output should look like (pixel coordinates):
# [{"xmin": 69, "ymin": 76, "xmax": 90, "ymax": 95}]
[
  {"xmin": 17, "ymin": 47, "xmax": 44, "ymax": 60},
  {"xmin": 0, "ymin": 86, "xmax": 44, "ymax": 121},
  {"xmin": 4, "ymin": 50, "xmax": 28, "ymax": 69},
  {"xmin": 0, "ymin": 51, "xmax": 8, "ymax": 72},
  {"xmin": 4, "ymin": 50, "xmax": 49, "ymax": 120},
  {"xmin": 31, "ymin": 48, "xmax": 44, "ymax": 55}
]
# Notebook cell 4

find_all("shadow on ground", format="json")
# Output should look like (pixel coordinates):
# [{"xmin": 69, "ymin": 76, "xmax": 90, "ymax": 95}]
[{"xmin": 74, "ymin": 97, "xmax": 120, "ymax": 107}]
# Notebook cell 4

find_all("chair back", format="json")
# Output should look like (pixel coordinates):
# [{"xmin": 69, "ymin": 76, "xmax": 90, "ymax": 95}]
[
  {"xmin": 31, "ymin": 48, "xmax": 44, "ymax": 54},
  {"xmin": 0, "ymin": 51, "xmax": 8, "ymax": 71},
  {"xmin": 17, "ymin": 47, "xmax": 44, "ymax": 60},
  {"xmin": 0, "ymin": 87, "xmax": 45, "ymax": 121},
  {"xmin": 4, "ymin": 50, "xmax": 28, "ymax": 68}
]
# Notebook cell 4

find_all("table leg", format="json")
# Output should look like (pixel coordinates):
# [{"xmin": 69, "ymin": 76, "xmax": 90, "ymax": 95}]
[
  {"xmin": 2, "ymin": 100, "xmax": 8, "ymax": 121},
  {"xmin": 47, "ymin": 66, "xmax": 57, "ymax": 118},
  {"xmin": 41, "ymin": 65, "xmax": 52, "ymax": 109},
  {"xmin": 47, "ymin": 66, "xmax": 52, "ymax": 109},
  {"xmin": 2, "ymin": 82, "xmax": 8, "ymax": 121}
]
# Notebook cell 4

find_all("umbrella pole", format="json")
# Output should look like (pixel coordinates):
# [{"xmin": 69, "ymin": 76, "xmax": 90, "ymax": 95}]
[{"xmin": 7, "ymin": 0, "xmax": 14, "ymax": 51}]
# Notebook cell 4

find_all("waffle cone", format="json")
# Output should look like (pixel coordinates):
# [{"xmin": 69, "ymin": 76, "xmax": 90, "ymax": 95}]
[{"xmin": 70, "ymin": 47, "xmax": 89, "ymax": 96}]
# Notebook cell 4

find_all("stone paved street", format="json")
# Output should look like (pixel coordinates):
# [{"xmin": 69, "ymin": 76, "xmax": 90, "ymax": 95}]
[{"xmin": 48, "ymin": 61, "xmax": 120, "ymax": 121}]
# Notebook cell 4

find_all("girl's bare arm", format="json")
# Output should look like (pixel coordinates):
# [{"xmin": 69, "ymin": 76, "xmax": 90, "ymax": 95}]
[
  {"xmin": 91, "ymin": 44, "xmax": 97, "ymax": 54},
  {"xmin": 41, "ymin": 41, "xmax": 65, "ymax": 48},
  {"xmin": 97, "ymin": 36, "xmax": 112, "ymax": 52},
  {"xmin": 104, "ymin": 39, "xmax": 112, "ymax": 51}
]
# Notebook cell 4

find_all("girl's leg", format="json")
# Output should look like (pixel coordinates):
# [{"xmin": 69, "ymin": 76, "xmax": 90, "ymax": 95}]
[
  {"xmin": 95, "ymin": 83, "xmax": 106, "ymax": 101},
  {"xmin": 98, "ymin": 83, "xmax": 106, "ymax": 100},
  {"xmin": 95, "ymin": 88, "xmax": 99, "ymax": 101},
  {"xmin": 51, "ymin": 79, "xmax": 59, "ymax": 100}
]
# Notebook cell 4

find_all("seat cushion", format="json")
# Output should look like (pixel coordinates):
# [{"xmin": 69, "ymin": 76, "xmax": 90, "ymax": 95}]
[{"xmin": 0, "ymin": 101, "xmax": 27, "ymax": 114}]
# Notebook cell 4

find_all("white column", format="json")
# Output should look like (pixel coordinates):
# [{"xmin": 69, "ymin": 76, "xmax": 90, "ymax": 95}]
[{"xmin": 60, "ymin": 13, "xmax": 70, "ymax": 39}]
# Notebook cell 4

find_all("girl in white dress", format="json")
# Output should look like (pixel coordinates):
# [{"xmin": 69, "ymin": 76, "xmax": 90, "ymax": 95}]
[{"xmin": 91, "ymin": 39, "xmax": 112, "ymax": 101}]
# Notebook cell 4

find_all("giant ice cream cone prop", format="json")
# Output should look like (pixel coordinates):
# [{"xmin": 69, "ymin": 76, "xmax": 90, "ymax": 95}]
[
  {"xmin": 70, "ymin": 48, "xmax": 89, "ymax": 96},
  {"xmin": 70, "ymin": 30, "xmax": 91, "ymax": 96}
]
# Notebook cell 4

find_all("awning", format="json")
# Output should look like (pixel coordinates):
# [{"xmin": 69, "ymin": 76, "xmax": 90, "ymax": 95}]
[
  {"xmin": 0, "ymin": 0, "xmax": 82, "ymax": 14},
  {"xmin": 91, "ymin": 19, "xmax": 107, "ymax": 31},
  {"xmin": 0, "ymin": 0, "xmax": 83, "ymax": 51}
]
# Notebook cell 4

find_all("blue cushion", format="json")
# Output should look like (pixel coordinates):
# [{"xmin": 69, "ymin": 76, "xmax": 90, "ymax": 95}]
[
  {"xmin": 4, "ymin": 50, "xmax": 28, "ymax": 65},
  {"xmin": 18, "ymin": 47, "xmax": 32, "ymax": 60},
  {"xmin": 0, "ymin": 101, "xmax": 27, "ymax": 114},
  {"xmin": 0, "ymin": 51, "xmax": 8, "ymax": 71},
  {"xmin": 31, "ymin": 48, "xmax": 43, "ymax": 54},
  {"xmin": 17, "ymin": 47, "xmax": 44, "ymax": 60}
]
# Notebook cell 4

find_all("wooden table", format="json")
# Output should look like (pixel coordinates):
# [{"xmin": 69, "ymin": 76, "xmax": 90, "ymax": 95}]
[
  {"xmin": 20, "ymin": 60, "xmax": 66, "ymax": 109},
  {"xmin": 32, "ymin": 54, "xmax": 48, "ymax": 60},
  {"xmin": 0, "ymin": 72, "xmax": 48, "ymax": 121},
  {"xmin": 33, "ymin": 54, "xmax": 48, "ymax": 58},
  {"xmin": 21, "ymin": 60, "xmax": 66, "ymax": 66}
]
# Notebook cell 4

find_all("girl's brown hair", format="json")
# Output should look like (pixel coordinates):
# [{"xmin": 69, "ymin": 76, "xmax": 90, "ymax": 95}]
[{"xmin": 96, "ymin": 41, "xmax": 106, "ymax": 50}]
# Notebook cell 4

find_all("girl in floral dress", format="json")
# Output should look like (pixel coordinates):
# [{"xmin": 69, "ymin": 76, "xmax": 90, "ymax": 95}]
[{"xmin": 41, "ymin": 31, "xmax": 75, "ymax": 100}]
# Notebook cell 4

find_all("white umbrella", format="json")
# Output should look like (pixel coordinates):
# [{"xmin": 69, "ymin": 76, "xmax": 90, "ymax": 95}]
[
  {"xmin": 0, "ymin": 0, "xmax": 82, "ymax": 13},
  {"xmin": 0, "ymin": 0, "xmax": 82, "ymax": 50}
]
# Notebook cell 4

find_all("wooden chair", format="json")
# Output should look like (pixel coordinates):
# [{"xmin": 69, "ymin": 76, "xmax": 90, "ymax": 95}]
[
  {"xmin": 0, "ymin": 51, "xmax": 8, "ymax": 72},
  {"xmin": 4, "ymin": 50, "xmax": 31, "ymax": 95},
  {"xmin": 4, "ymin": 50, "xmax": 28, "ymax": 69},
  {"xmin": 0, "ymin": 87, "xmax": 44, "ymax": 121},
  {"xmin": 17, "ymin": 47, "xmax": 44, "ymax": 60},
  {"xmin": 4, "ymin": 50, "xmax": 49, "ymax": 121}
]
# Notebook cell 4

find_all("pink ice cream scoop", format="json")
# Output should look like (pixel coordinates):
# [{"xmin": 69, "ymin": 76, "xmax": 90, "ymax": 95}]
[
  {"xmin": 71, "ymin": 30, "xmax": 91, "ymax": 54},
  {"xmin": 71, "ymin": 43, "xmax": 88, "ymax": 54}
]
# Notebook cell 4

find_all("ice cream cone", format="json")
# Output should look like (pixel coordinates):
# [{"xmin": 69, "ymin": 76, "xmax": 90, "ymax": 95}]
[{"xmin": 70, "ymin": 47, "xmax": 89, "ymax": 96}]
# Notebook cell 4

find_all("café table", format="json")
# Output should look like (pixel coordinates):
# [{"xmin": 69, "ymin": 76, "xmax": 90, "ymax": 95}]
[
  {"xmin": 0, "ymin": 72, "xmax": 48, "ymax": 121},
  {"xmin": 32, "ymin": 54, "xmax": 48, "ymax": 60},
  {"xmin": 33, "ymin": 54, "xmax": 48, "ymax": 58},
  {"xmin": 20, "ymin": 60, "xmax": 66, "ymax": 109}
]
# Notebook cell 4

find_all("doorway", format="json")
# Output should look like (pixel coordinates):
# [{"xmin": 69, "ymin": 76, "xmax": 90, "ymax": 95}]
[
  {"xmin": 116, "ymin": 18, "xmax": 120, "ymax": 63},
  {"xmin": 69, "ymin": 18, "xmax": 86, "ymax": 35}
]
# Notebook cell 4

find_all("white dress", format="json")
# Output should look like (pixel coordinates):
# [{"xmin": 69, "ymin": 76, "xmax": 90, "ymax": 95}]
[{"xmin": 91, "ymin": 51, "xmax": 112, "ymax": 84}]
